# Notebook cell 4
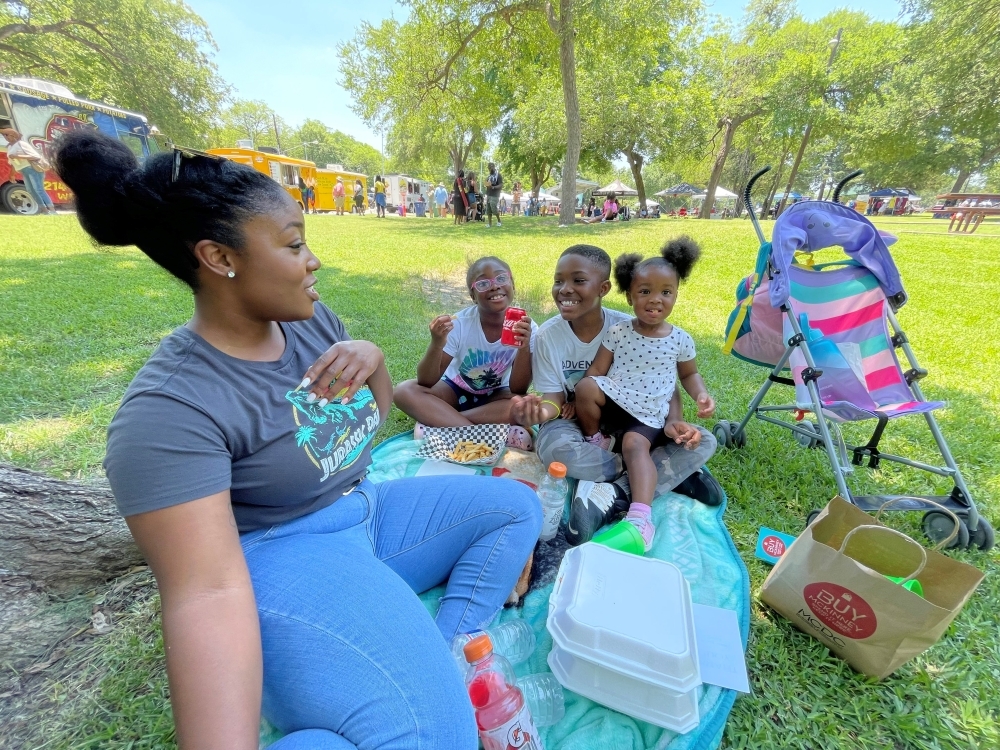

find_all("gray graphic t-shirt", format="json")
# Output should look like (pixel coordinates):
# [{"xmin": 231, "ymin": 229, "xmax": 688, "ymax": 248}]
[{"xmin": 104, "ymin": 304, "xmax": 381, "ymax": 532}]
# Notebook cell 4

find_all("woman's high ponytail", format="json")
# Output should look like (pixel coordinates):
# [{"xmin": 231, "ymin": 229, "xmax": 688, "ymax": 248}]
[{"xmin": 53, "ymin": 130, "xmax": 288, "ymax": 290}]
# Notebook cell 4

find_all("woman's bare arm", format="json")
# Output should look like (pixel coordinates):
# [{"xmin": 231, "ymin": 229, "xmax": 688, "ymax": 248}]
[{"xmin": 126, "ymin": 492, "xmax": 261, "ymax": 750}]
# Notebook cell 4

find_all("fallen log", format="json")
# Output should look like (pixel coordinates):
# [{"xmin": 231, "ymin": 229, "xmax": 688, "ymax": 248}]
[{"xmin": 0, "ymin": 464, "xmax": 143, "ymax": 668}]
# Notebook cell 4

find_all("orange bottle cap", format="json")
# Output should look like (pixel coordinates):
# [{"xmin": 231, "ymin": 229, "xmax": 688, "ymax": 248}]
[
  {"xmin": 548, "ymin": 462, "xmax": 567, "ymax": 478},
  {"xmin": 463, "ymin": 633, "xmax": 494, "ymax": 663}
]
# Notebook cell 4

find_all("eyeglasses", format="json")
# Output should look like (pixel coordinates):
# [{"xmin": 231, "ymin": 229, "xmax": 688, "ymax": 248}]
[
  {"xmin": 471, "ymin": 272, "xmax": 511, "ymax": 293},
  {"xmin": 171, "ymin": 146, "xmax": 225, "ymax": 183}
]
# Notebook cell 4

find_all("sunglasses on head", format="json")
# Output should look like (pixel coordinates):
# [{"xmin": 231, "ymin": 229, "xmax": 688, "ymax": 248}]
[
  {"xmin": 471, "ymin": 272, "xmax": 511, "ymax": 293},
  {"xmin": 171, "ymin": 146, "xmax": 226, "ymax": 183}
]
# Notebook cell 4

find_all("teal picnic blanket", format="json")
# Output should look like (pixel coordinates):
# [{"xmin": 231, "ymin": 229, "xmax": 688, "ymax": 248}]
[{"xmin": 262, "ymin": 432, "xmax": 750, "ymax": 750}]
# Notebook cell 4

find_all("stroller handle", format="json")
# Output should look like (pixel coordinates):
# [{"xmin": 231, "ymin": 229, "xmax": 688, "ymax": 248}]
[
  {"xmin": 744, "ymin": 165, "xmax": 771, "ymax": 245},
  {"xmin": 833, "ymin": 170, "xmax": 864, "ymax": 204}
]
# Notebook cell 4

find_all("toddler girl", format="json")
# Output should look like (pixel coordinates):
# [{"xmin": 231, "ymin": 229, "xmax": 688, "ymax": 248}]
[
  {"xmin": 393, "ymin": 256, "xmax": 536, "ymax": 448},
  {"xmin": 574, "ymin": 237, "xmax": 715, "ymax": 550}
]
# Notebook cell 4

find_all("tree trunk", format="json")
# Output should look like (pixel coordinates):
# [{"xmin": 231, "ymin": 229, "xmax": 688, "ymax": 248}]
[
  {"xmin": 776, "ymin": 122, "xmax": 812, "ymax": 217},
  {"xmin": 626, "ymin": 148, "xmax": 646, "ymax": 211},
  {"xmin": 451, "ymin": 142, "xmax": 468, "ymax": 180},
  {"xmin": 701, "ymin": 116, "xmax": 738, "ymax": 219},
  {"xmin": 950, "ymin": 168, "xmax": 970, "ymax": 193},
  {"xmin": 763, "ymin": 149, "xmax": 790, "ymax": 218},
  {"xmin": 556, "ymin": 0, "xmax": 579, "ymax": 226},
  {"xmin": 0, "ymin": 464, "xmax": 143, "ymax": 668}
]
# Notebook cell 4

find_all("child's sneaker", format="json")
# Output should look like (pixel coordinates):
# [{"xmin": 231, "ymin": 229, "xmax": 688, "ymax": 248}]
[
  {"xmin": 506, "ymin": 425, "xmax": 533, "ymax": 451},
  {"xmin": 566, "ymin": 480, "xmax": 630, "ymax": 545},
  {"xmin": 625, "ymin": 504, "xmax": 655, "ymax": 552}
]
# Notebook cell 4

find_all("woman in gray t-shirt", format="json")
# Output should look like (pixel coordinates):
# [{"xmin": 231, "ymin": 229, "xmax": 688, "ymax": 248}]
[{"xmin": 54, "ymin": 131, "xmax": 541, "ymax": 750}]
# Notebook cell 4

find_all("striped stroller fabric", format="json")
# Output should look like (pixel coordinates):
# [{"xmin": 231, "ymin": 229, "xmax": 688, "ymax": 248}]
[{"xmin": 784, "ymin": 262, "xmax": 943, "ymax": 422}]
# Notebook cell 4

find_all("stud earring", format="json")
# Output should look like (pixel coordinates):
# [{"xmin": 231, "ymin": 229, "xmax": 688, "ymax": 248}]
[{"xmin": 227, "ymin": 271, "xmax": 235, "ymax": 278}]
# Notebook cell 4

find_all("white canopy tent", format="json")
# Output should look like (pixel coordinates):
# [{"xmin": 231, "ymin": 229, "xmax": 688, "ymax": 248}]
[
  {"xmin": 593, "ymin": 179, "xmax": 638, "ymax": 197},
  {"xmin": 534, "ymin": 191, "xmax": 560, "ymax": 204},
  {"xmin": 548, "ymin": 178, "xmax": 600, "ymax": 198},
  {"xmin": 692, "ymin": 186, "xmax": 738, "ymax": 200}
]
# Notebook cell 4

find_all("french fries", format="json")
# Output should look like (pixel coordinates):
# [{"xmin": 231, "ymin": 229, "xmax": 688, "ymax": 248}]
[{"xmin": 448, "ymin": 440, "xmax": 494, "ymax": 462}]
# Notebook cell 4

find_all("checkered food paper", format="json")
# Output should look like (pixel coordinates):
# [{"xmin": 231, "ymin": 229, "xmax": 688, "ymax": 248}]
[{"xmin": 414, "ymin": 423, "xmax": 508, "ymax": 466}]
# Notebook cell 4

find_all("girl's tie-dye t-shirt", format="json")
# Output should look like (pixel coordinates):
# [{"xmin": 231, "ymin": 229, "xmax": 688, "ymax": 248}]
[{"xmin": 442, "ymin": 306, "xmax": 537, "ymax": 394}]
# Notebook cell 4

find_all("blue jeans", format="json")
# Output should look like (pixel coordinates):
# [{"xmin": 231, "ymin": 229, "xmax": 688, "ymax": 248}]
[
  {"xmin": 20, "ymin": 167, "xmax": 54, "ymax": 210},
  {"xmin": 240, "ymin": 475, "xmax": 542, "ymax": 749}
]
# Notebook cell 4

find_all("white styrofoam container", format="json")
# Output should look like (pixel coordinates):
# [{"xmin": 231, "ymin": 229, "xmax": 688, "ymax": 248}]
[
  {"xmin": 547, "ymin": 645, "xmax": 700, "ymax": 733},
  {"xmin": 547, "ymin": 543, "xmax": 701, "ymax": 694}
]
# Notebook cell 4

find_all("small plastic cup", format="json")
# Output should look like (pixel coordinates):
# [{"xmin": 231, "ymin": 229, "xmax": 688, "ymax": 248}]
[{"xmin": 592, "ymin": 520, "xmax": 645, "ymax": 555}]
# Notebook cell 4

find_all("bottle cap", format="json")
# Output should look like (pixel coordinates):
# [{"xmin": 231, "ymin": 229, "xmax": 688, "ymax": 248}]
[
  {"xmin": 548, "ymin": 462, "xmax": 567, "ymax": 479},
  {"xmin": 463, "ymin": 633, "xmax": 494, "ymax": 663}
]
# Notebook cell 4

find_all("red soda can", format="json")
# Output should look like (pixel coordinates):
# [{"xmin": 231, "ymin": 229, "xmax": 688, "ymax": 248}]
[{"xmin": 501, "ymin": 307, "xmax": 527, "ymax": 347}]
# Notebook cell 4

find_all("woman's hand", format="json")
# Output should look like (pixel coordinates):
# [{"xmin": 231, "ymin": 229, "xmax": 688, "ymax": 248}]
[
  {"xmin": 664, "ymin": 420, "xmax": 701, "ymax": 450},
  {"xmin": 299, "ymin": 340, "xmax": 384, "ymax": 406},
  {"xmin": 429, "ymin": 314, "xmax": 454, "ymax": 346}
]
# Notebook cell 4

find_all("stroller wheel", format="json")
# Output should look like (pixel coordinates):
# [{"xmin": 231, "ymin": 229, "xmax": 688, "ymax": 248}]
[
  {"xmin": 922, "ymin": 510, "xmax": 970, "ymax": 549},
  {"xmin": 733, "ymin": 426, "xmax": 747, "ymax": 449},
  {"xmin": 713, "ymin": 420, "xmax": 734, "ymax": 449},
  {"xmin": 805, "ymin": 509, "xmax": 822, "ymax": 528},
  {"xmin": 969, "ymin": 517, "xmax": 995, "ymax": 552},
  {"xmin": 795, "ymin": 421, "xmax": 821, "ymax": 449}
]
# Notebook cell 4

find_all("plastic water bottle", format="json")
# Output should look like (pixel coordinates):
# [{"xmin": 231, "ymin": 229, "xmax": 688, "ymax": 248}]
[
  {"xmin": 516, "ymin": 673, "xmax": 565, "ymax": 727},
  {"xmin": 452, "ymin": 620, "xmax": 536, "ymax": 671},
  {"xmin": 537, "ymin": 462, "xmax": 569, "ymax": 542},
  {"xmin": 464, "ymin": 634, "xmax": 544, "ymax": 750}
]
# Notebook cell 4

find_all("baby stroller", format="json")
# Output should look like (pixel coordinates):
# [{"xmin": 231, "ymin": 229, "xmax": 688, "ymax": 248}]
[{"xmin": 716, "ymin": 167, "xmax": 993, "ymax": 551}]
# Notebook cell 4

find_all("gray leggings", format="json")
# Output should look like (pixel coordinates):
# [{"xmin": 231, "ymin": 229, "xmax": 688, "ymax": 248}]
[{"xmin": 535, "ymin": 418, "xmax": 717, "ymax": 492}]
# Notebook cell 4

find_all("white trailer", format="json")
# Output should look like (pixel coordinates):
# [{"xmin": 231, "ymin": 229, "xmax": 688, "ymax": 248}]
[{"xmin": 384, "ymin": 173, "xmax": 431, "ymax": 213}]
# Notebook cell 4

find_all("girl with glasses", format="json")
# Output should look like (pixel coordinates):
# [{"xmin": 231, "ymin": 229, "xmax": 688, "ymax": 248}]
[{"xmin": 394, "ymin": 256, "xmax": 536, "ymax": 448}]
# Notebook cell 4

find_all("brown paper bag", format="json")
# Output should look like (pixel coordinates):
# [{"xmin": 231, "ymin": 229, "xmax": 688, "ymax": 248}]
[{"xmin": 760, "ymin": 496, "xmax": 984, "ymax": 679}]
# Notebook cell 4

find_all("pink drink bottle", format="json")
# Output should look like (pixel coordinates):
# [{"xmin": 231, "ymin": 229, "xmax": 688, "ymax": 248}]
[{"xmin": 464, "ymin": 634, "xmax": 543, "ymax": 750}]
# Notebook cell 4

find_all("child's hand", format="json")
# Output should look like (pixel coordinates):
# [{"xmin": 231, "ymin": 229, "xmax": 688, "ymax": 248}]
[
  {"xmin": 695, "ymin": 392, "xmax": 716, "ymax": 419},
  {"xmin": 429, "ymin": 314, "xmax": 454, "ymax": 344},
  {"xmin": 511, "ymin": 315, "xmax": 532, "ymax": 349},
  {"xmin": 664, "ymin": 420, "xmax": 701, "ymax": 450},
  {"xmin": 561, "ymin": 401, "xmax": 576, "ymax": 420},
  {"xmin": 510, "ymin": 395, "xmax": 543, "ymax": 427}
]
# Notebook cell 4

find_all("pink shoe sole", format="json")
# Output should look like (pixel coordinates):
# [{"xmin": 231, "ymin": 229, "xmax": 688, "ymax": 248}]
[{"xmin": 506, "ymin": 425, "xmax": 533, "ymax": 451}]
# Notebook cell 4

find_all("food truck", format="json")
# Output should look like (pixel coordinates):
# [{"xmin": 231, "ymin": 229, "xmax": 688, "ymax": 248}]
[
  {"xmin": 207, "ymin": 147, "xmax": 316, "ymax": 210},
  {"xmin": 0, "ymin": 76, "xmax": 159, "ymax": 215},
  {"xmin": 315, "ymin": 164, "xmax": 368, "ymax": 212},
  {"xmin": 384, "ymin": 173, "xmax": 431, "ymax": 213}
]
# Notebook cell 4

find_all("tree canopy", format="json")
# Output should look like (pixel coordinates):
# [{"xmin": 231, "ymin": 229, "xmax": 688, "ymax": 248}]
[{"xmin": 0, "ymin": 0, "xmax": 227, "ymax": 145}]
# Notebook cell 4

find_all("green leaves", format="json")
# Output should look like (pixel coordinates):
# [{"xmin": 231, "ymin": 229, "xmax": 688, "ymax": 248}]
[{"xmin": 0, "ymin": 0, "xmax": 227, "ymax": 146}]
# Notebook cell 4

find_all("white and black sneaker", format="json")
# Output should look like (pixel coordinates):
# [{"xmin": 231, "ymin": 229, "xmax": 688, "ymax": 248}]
[
  {"xmin": 674, "ymin": 469, "xmax": 725, "ymax": 507},
  {"xmin": 566, "ymin": 478, "xmax": 631, "ymax": 546}
]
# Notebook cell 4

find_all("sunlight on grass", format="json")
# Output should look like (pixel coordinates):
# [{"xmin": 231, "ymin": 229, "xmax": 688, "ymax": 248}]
[{"xmin": 1, "ymin": 212, "xmax": 998, "ymax": 749}]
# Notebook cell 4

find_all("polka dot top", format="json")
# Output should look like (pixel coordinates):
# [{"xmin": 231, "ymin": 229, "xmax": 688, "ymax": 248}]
[{"xmin": 591, "ymin": 320, "xmax": 696, "ymax": 427}]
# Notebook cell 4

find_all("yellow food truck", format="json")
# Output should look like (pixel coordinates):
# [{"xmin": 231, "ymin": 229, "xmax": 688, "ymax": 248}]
[
  {"xmin": 207, "ymin": 147, "xmax": 316, "ymax": 210},
  {"xmin": 315, "ymin": 165, "xmax": 368, "ymax": 213}
]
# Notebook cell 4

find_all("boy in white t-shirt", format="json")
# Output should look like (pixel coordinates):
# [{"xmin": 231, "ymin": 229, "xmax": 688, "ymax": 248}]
[
  {"xmin": 394, "ymin": 256, "xmax": 536, "ymax": 448},
  {"xmin": 510, "ymin": 244, "xmax": 720, "ymax": 545}
]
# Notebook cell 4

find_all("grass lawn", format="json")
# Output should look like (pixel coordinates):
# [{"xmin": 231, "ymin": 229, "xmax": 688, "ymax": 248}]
[{"xmin": 1, "ymin": 211, "xmax": 998, "ymax": 749}]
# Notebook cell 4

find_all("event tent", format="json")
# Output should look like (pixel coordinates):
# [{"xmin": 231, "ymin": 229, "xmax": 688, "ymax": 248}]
[
  {"xmin": 656, "ymin": 183, "xmax": 701, "ymax": 197},
  {"xmin": 548, "ymin": 178, "xmax": 600, "ymax": 198},
  {"xmin": 870, "ymin": 187, "xmax": 921, "ymax": 200},
  {"xmin": 593, "ymin": 179, "xmax": 638, "ymax": 197},
  {"xmin": 693, "ymin": 186, "xmax": 737, "ymax": 200}
]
